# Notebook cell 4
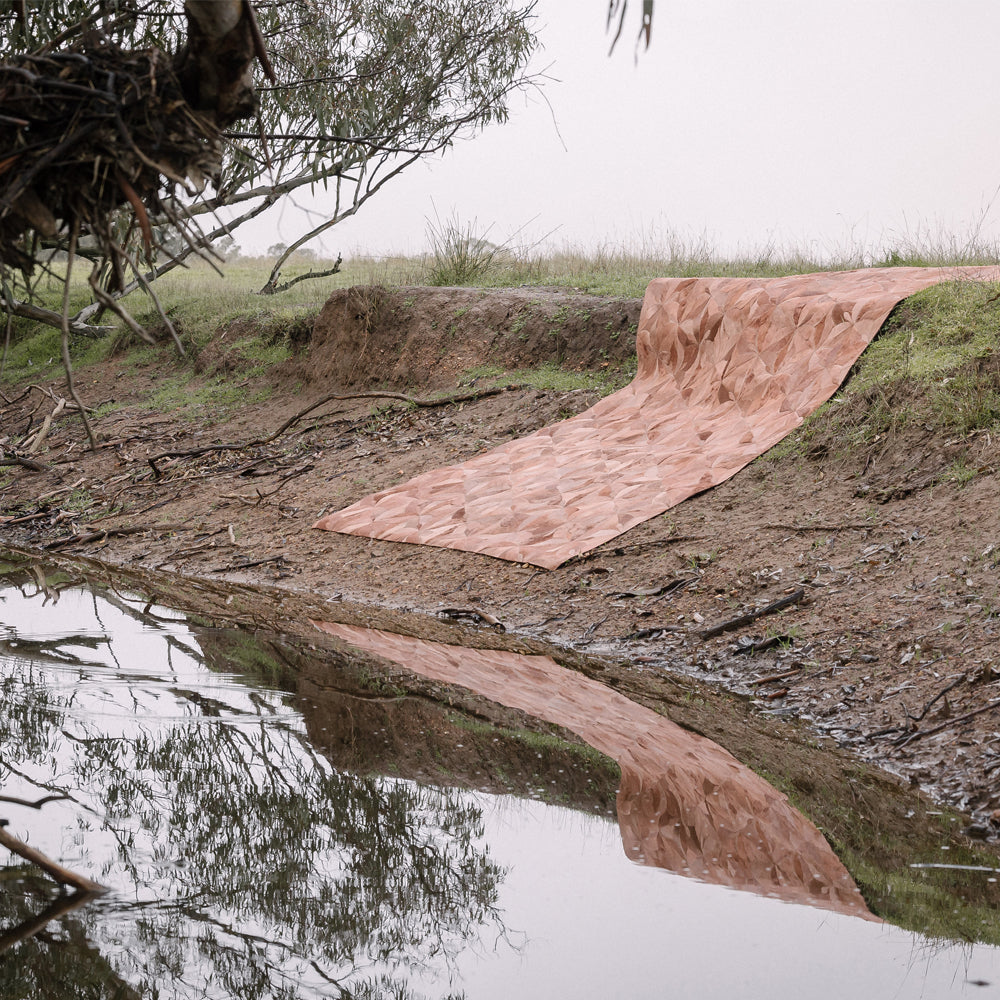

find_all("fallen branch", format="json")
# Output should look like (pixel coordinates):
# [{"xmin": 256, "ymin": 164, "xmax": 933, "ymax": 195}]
[
  {"xmin": 0, "ymin": 824, "xmax": 106, "ymax": 894},
  {"xmin": 566, "ymin": 535, "xmax": 707, "ymax": 564},
  {"xmin": 908, "ymin": 673, "xmax": 967, "ymax": 724},
  {"xmin": 146, "ymin": 384, "xmax": 525, "ymax": 475},
  {"xmin": 895, "ymin": 698, "xmax": 1000, "ymax": 748},
  {"xmin": 700, "ymin": 588, "xmax": 806, "ymax": 641},
  {"xmin": 749, "ymin": 666, "xmax": 803, "ymax": 686},
  {"xmin": 43, "ymin": 522, "xmax": 189, "ymax": 550},
  {"xmin": 210, "ymin": 554, "xmax": 286, "ymax": 573},
  {"xmin": 0, "ymin": 454, "xmax": 49, "ymax": 471},
  {"xmin": 24, "ymin": 398, "xmax": 65, "ymax": 455},
  {"xmin": 736, "ymin": 636, "xmax": 796, "ymax": 658},
  {"xmin": 757, "ymin": 523, "xmax": 883, "ymax": 533},
  {"xmin": 621, "ymin": 625, "xmax": 683, "ymax": 640},
  {"xmin": 0, "ymin": 509, "xmax": 54, "ymax": 525}
]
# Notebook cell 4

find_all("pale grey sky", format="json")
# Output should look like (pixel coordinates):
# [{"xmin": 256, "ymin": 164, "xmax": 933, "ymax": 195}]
[{"xmin": 243, "ymin": 0, "xmax": 1000, "ymax": 259}]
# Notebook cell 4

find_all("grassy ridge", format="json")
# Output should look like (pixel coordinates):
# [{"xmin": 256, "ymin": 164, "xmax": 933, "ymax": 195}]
[{"xmin": 3, "ymin": 248, "xmax": 999, "ymax": 449}]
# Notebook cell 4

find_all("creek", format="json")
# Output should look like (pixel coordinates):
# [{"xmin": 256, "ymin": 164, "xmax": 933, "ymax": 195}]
[{"xmin": 1, "ymin": 575, "xmax": 999, "ymax": 998}]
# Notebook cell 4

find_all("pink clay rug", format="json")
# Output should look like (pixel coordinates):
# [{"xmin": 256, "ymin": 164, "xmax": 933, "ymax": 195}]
[{"xmin": 314, "ymin": 267, "xmax": 999, "ymax": 569}]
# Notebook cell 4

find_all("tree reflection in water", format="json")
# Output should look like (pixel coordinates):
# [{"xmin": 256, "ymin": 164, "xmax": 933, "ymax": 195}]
[{"xmin": 0, "ymin": 580, "xmax": 505, "ymax": 999}]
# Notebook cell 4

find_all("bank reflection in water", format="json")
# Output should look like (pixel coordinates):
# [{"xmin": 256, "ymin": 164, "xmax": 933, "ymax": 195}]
[
  {"xmin": 0, "ymin": 582, "xmax": 506, "ymax": 999},
  {"xmin": 312, "ymin": 621, "xmax": 870, "ymax": 918}
]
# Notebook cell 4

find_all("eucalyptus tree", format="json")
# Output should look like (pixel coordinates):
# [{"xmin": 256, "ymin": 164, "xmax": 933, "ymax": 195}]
[
  {"xmin": 607, "ymin": 0, "xmax": 655, "ymax": 55},
  {"xmin": 0, "ymin": 0, "xmax": 539, "ymax": 339}
]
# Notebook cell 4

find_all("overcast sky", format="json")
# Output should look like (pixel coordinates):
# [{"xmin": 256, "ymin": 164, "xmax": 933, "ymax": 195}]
[{"xmin": 242, "ymin": 0, "xmax": 1000, "ymax": 260}]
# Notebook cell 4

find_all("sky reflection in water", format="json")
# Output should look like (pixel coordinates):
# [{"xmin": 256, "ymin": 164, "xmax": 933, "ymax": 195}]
[{"xmin": 0, "ymin": 581, "xmax": 998, "ymax": 999}]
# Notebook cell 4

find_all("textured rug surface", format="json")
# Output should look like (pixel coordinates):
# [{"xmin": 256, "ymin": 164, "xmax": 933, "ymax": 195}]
[
  {"xmin": 313, "ymin": 619, "xmax": 872, "ymax": 917},
  {"xmin": 315, "ymin": 267, "xmax": 999, "ymax": 568}
]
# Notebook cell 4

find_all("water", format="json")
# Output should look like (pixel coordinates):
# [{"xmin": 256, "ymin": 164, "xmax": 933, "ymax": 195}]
[{"xmin": 0, "ymin": 578, "xmax": 999, "ymax": 998}]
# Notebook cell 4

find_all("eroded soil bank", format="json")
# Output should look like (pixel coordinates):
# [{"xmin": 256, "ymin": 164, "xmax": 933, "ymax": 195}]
[{"xmin": 2, "ymin": 284, "xmax": 1000, "ymax": 920}]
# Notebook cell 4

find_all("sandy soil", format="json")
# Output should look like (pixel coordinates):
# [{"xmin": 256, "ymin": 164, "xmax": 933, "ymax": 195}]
[{"xmin": 2, "ymin": 284, "xmax": 999, "ymax": 834}]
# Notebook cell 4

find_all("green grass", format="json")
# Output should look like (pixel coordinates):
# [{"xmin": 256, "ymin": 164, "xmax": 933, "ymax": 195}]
[
  {"xmin": 859, "ymin": 280, "xmax": 1000, "ymax": 382},
  {"xmin": 142, "ymin": 374, "xmax": 271, "ymax": 418},
  {"xmin": 762, "ymin": 278, "xmax": 1000, "ymax": 461},
  {"xmin": 4, "ymin": 248, "xmax": 1000, "ymax": 452},
  {"xmin": 463, "ymin": 359, "xmax": 636, "ymax": 396}
]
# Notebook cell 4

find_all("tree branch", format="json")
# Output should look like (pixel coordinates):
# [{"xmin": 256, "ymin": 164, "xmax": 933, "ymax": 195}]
[{"xmin": 0, "ymin": 824, "xmax": 107, "ymax": 894}]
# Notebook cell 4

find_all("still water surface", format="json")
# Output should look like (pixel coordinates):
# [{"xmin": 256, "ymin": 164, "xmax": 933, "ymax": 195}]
[{"xmin": 0, "ymin": 580, "xmax": 998, "ymax": 998}]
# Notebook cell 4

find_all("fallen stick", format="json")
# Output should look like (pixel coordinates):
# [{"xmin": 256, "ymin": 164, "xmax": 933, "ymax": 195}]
[
  {"xmin": 895, "ymin": 698, "xmax": 1000, "ymax": 748},
  {"xmin": 566, "ymin": 535, "xmax": 707, "ymax": 563},
  {"xmin": 0, "ymin": 509, "xmax": 54, "ymax": 526},
  {"xmin": 700, "ymin": 588, "xmax": 806, "ymax": 641},
  {"xmin": 146, "ymin": 384, "xmax": 524, "ymax": 476},
  {"xmin": 25, "ymin": 398, "xmax": 65, "ymax": 456},
  {"xmin": 757, "ymin": 523, "xmax": 884, "ymax": 533},
  {"xmin": 750, "ymin": 666, "xmax": 803, "ymax": 686},
  {"xmin": 43, "ymin": 522, "xmax": 189, "ymax": 550},
  {"xmin": 735, "ymin": 635, "xmax": 795, "ymax": 657},
  {"xmin": 909, "ymin": 673, "xmax": 966, "ymax": 723},
  {"xmin": 0, "ymin": 454, "xmax": 49, "ymax": 472},
  {"xmin": 0, "ymin": 825, "xmax": 106, "ymax": 894},
  {"xmin": 210, "ymin": 554, "xmax": 286, "ymax": 573}
]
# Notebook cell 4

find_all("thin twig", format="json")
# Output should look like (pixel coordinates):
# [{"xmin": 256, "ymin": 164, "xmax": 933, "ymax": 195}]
[
  {"xmin": 43, "ymin": 522, "xmax": 190, "ymax": 551},
  {"xmin": 910, "ymin": 674, "xmax": 967, "ymax": 724},
  {"xmin": 565, "ymin": 535, "xmax": 707, "ymax": 564},
  {"xmin": 756, "ymin": 523, "xmax": 883, "ymax": 533},
  {"xmin": 750, "ymin": 666, "xmax": 803, "ymax": 686},
  {"xmin": 146, "ymin": 385, "xmax": 524, "ymax": 474},
  {"xmin": 895, "ymin": 698, "xmax": 1000, "ymax": 748}
]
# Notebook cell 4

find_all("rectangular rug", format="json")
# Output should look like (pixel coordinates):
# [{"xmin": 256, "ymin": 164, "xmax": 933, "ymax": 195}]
[{"xmin": 314, "ymin": 267, "xmax": 999, "ymax": 569}]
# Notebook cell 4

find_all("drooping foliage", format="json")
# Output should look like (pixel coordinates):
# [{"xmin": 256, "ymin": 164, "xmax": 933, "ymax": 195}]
[{"xmin": 0, "ymin": 0, "xmax": 539, "ymax": 334}]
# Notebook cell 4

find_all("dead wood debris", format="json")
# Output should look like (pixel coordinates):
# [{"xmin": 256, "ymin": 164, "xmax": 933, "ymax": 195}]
[
  {"xmin": 42, "ymin": 522, "xmax": 189, "ymax": 551},
  {"xmin": 736, "ymin": 636, "xmax": 797, "ymax": 658},
  {"xmin": 0, "ymin": 42, "xmax": 219, "ymax": 274},
  {"xmin": 700, "ymin": 587, "xmax": 806, "ymax": 641},
  {"xmin": 749, "ymin": 666, "xmax": 803, "ymax": 685},
  {"xmin": 145, "ymin": 385, "xmax": 525, "ymax": 476}
]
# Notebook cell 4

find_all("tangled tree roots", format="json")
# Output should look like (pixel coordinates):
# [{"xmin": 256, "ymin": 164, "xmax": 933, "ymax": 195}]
[{"xmin": 0, "ymin": 41, "xmax": 221, "ymax": 276}]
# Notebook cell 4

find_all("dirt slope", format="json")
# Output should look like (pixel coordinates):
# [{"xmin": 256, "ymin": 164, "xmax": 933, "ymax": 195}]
[{"xmin": 2, "ymin": 285, "xmax": 999, "ymax": 835}]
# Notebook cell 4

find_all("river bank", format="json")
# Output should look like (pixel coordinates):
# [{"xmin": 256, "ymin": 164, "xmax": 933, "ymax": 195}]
[{"xmin": 2, "ymin": 282, "xmax": 1000, "ymax": 928}]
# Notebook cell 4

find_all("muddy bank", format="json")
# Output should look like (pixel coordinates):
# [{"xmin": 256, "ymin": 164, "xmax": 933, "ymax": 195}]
[
  {"xmin": 314, "ymin": 619, "xmax": 869, "ymax": 916},
  {"xmin": 1, "ymin": 284, "xmax": 1000, "ymax": 923}
]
